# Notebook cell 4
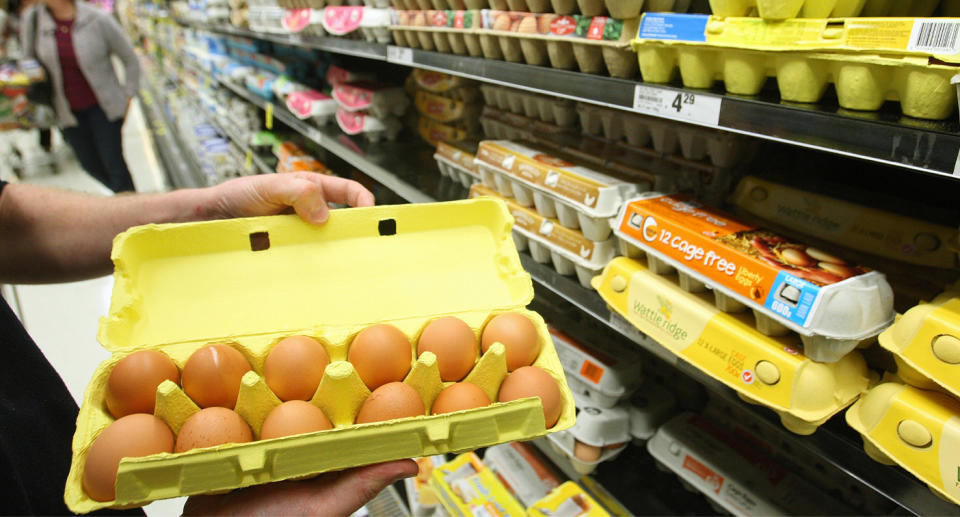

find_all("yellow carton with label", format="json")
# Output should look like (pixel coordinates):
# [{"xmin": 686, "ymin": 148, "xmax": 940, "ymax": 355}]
[
  {"xmin": 879, "ymin": 292, "xmax": 960, "ymax": 400},
  {"xmin": 593, "ymin": 256, "xmax": 872, "ymax": 434},
  {"xmin": 846, "ymin": 382, "xmax": 960, "ymax": 506},
  {"xmin": 64, "ymin": 199, "xmax": 576, "ymax": 513},
  {"xmin": 529, "ymin": 481, "xmax": 612, "ymax": 517},
  {"xmin": 430, "ymin": 452, "xmax": 527, "ymax": 516}
]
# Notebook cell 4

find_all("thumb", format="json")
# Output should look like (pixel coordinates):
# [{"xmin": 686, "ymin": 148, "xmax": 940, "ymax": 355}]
[{"xmin": 316, "ymin": 460, "xmax": 419, "ymax": 513}]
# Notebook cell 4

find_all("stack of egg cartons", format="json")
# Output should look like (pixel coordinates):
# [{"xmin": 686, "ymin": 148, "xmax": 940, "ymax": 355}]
[
  {"xmin": 408, "ymin": 68, "xmax": 482, "ymax": 147},
  {"xmin": 469, "ymin": 137, "xmax": 647, "ymax": 287},
  {"xmin": 329, "ymin": 66, "xmax": 408, "ymax": 142},
  {"xmin": 543, "ymin": 327, "xmax": 677, "ymax": 475},
  {"xmin": 725, "ymin": 174, "xmax": 960, "ymax": 507}
]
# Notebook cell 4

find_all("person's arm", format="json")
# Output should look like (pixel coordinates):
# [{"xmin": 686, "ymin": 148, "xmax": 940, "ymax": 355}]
[
  {"xmin": 183, "ymin": 459, "xmax": 418, "ymax": 516},
  {"xmin": 101, "ymin": 13, "xmax": 139, "ymax": 99},
  {"xmin": 0, "ymin": 173, "xmax": 374, "ymax": 284}
]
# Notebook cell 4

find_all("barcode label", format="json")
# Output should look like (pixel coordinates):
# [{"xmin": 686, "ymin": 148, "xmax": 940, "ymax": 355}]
[
  {"xmin": 908, "ymin": 20, "xmax": 960, "ymax": 54},
  {"xmin": 579, "ymin": 359, "xmax": 605, "ymax": 384}
]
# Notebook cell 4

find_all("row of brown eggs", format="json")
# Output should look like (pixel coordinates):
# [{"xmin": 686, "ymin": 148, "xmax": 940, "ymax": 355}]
[{"xmin": 84, "ymin": 313, "xmax": 560, "ymax": 502}]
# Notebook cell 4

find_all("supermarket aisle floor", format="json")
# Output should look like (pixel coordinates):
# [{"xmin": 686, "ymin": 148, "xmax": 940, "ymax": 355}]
[{"xmin": 1, "ymin": 100, "xmax": 186, "ymax": 516}]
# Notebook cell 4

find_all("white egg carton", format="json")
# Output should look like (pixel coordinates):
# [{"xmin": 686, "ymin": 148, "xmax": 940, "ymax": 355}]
[
  {"xmin": 648, "ymin": 413, "xmax": 857, "ymax": 516},
  {"xmin": 550, "ymin": 327, "xmax": 643, "ymax": 409},
  {"xmin": 333, "ymin": 82, "xmax": 411, "ymax": 119},
  {"xmin": 335, "ymin": 107, "xmax": 402, "ymax": 142},
  {"xmin": 434, "ymin": 142, "xmax": 481, "ymax": 188},
  {"xmin": 479, "ymin": 84, "xmax": 577, "ymax": 128},
  {"xmin": 627, "ymin": 381, "xmax": 676, "ymax": 443},
  {"xmin": 286, "ymin": 89, "xmax": 339, "ymax": 126},
  {"xmin": 474, "ymin": 140, "xmax": 646, "ymax": 242},
  {"xmin": 576, "ymin": 103, "xmax": 753, "ymax": 169},
  {"xmin": 545, "ymin": 403, "xmax": 631, "ymax": 475},
  {"xmin": 321, "ymin": 6, "xmax": 392, "ymax": 43},
  {"xmin": 483, "ymin": 442, "xmax": 564, "ymax": 507},
  {"xmin": 470, "ymin": 184, "xmax": 616, "ymax": 288}
]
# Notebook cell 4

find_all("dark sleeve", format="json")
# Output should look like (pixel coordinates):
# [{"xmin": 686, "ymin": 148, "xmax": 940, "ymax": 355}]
[{"xmin": 0, "ymin": 180, "xmax": 7, "ymax": 197}]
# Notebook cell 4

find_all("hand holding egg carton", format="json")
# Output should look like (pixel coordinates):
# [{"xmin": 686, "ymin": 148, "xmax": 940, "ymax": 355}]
[
  {"xmin": 332, "ymin": 80, "xmax": 409, "ymax": 141},
  {"xmin": 65, "ymin": 200, "xmax": 576, "ymax": 513}
]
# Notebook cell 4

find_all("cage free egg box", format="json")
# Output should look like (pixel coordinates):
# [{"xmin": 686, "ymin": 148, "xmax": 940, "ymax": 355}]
[{"xmin": 64, "ymin": 199, "xmax": 576, "ymax": 513}]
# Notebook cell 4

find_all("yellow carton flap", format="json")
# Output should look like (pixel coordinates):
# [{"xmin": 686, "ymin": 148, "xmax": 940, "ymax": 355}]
[{"xmin": 100, "ymin": 199, "xmax": 532, "ymax": 351}]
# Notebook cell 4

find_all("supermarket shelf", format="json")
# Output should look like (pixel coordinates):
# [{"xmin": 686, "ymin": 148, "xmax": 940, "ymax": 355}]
[
  {"xmin": 194, "ymin": 22, "xmax": 388, "ymax": 60},
  {"xmin": 187, "ymin": 20, "xmax": 960, "ymax": 178},
  {"xmin": 138, "ymin": 64, "xmax": 206, "ymax": 189},
  {"xmin": 185, "ymin": 53, "xmax": 959, "ymax": 515},
  {"xmin": 217, "ymin": 77, "xmax": 434, "ymax": 203}
]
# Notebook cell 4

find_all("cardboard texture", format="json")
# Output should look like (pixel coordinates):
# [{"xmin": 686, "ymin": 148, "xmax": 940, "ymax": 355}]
[
  {"xmin": 846, "ymin": 382, "xmax": 960, "ymax": 506},
  {"xmin": 65, "ymin": 199, "xmax": 576, "ymax": 513},
  {"xmin": 632, "ymin": 14, "xmax": 958, "ymax": 119},
  {"xmin": 614, "ymin": 193, "xmax": 896, "ymax": 362},
  {"xmin": 592, "ymin": 257, "xmax": 872, "ymax": 434},
  {"xmin": 707, "ymin": 0, "xmax": 940, "ymax": 19},
  {"xmin": 879, "ymin": 292, "xmax": 960, "ymax": 400}
]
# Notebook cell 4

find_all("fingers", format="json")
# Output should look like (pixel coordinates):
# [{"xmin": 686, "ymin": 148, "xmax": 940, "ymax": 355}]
[
  {"xmin": 312, "ymin": 460, "xmax": 419, "ymax": 514},
  {"xmin": 297, "ymin": 173, "xmax": 376, "ymax": 209},
  {"xmin": 266, "ymin": 175, "xmax": 330, "ymax": 224}
]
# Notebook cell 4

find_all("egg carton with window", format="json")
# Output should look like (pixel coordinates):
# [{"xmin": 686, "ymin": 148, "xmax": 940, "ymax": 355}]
[
  {"xmin": 576, "ymin": 103, "xmax": 754, "ymax": 169},
  {"xmin": 551, "ymin": 326, "xmax": 644, "ymax": 408},
  {"xmin": 321, "ymin": 6, "xmax": 392, "ymax": 42},
  {"xmin": 63, "ymin": 199, "xmax": 577, "ymax": 513},
  {"xmin": 469, "ymin": 184, "xmax": 617, "ymax": 288},
  {"xmin": 649, "ymin": 413, "xmax": 858, "ymax": 515},
  {"xmin": 545, "ymin": 403, "xmax": 631, "ymax": 474},
  {"xmin": 474, "ymin": 139, "xmax": 646, "ymax": 242},
  {"xmin": 593, "ymin": 256, "xmax": 874, "ymax": 434}
]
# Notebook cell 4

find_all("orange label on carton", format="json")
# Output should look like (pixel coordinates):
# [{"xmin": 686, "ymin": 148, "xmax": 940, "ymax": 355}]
[
  {"xmin": 436, "ymin": 142, "xmax": 477, "ymax": 173},
  {"xmin": 476, "ymin": 141, "xmax": 606, "ymax": 210},
  {"xmin": 619, "ymin": 194, "xmax": 871, "ymax": 328}
]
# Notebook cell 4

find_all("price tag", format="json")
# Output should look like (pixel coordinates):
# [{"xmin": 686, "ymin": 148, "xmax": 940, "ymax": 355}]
[
  {"xmin": 245, "ymin": 150, "xmax": 253, "ymax": 172},
  {"xmin": 386, "ymin": 45, "xmax": 414, "ymax": 65},
  {"xmin": 632, "ymin": 85, "xmax": 722, "ymax": 127},
  {"xmin": 265, "ymin": 102, "xmax": 274, "ymax": 130}
]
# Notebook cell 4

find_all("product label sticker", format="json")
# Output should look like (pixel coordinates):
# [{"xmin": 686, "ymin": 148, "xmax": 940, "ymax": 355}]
[
  {"xmin": 682, "ymin": 455, "xmax": 724, "ymax": 493},
  {"xmin": 282, "ymin": 8, "xmax": 313, "ymax": 32},
  {"xmin": 332, "ymin": 84, "xmax": 376, "ymax": 110},
  {"xmin": 336, "ymin": 108, "xmax": 365, "ymax": 134},
  {"xmin": 632, "ymin": 85, "xmax": 722, "ymax": 127},
  {"xmin": 626, "ymin": 269, "xmax": 706, "ymax": 354},
  {"xmin": 762, "ymin": 271, "xmax": 819, "ymax": 327},
  {"xmin": 323, "ymin": 6, "xmax": 364, "ymax": 35},
  {"xmin": 637, "ymin": 13, "xmax": 709, "ymax": 42}
]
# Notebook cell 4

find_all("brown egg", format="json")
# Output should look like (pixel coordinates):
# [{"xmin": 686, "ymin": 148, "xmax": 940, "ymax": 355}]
[
  {"xmin": 105, "ymin": 350, "xmax": 180, "ymax": 418},
  {"xmin": 355, "ymin": 382, "xmax": 425, "ymax": 424},
  {"xmin": 264, "ymin": 336, "xmax": 330, "ymax": 401},
  {"xmin": 493, "ymin": 14, "xmax": 511, "ymax": 31},
  {"xmin": 83, "ymin": 414, "xmax": 175, "ymax": 501},
  {"xmin": 498, "ymin": 366, "xmax": 562, "ymax": 428},
  {"xmin": 431, "ymin": 382, "xmax": 491, "ymax": 415},
  {"xmin": 518, "ymin": 15, "xmax": 538, "ymax": 34},
  {"xmin": 260, "ymin": 400, "xmax": 333, "ymax": 440},
  {"xmin": 573, "ymin": 440, "xmax": 602, "ymax": 462},
  {"xmin": 181, "ymin": 344, "xmax": 252, "ymax": 409},
  {"xmin": 481, "ymin": 313, "xmax": 541, "ymax": 371},
  {"xmin": 175, "ymin": 407, "xmax": 253, "ymax": 453},
  {"xmin": 348, "ymin": 324, "xmax": 412, "ymax": 390},
  {"xmin": 417, "ymin": 317, "xmax": 477, "ymax": 382}
]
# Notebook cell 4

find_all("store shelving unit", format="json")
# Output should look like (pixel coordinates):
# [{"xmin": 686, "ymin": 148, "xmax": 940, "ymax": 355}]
[{"xmin": 142, "ymin": 19, "xmax": 960, "ymax": 516}]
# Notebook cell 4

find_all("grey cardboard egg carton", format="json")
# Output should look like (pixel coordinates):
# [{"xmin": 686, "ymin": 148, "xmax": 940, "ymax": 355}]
[
  {"xmin": 495, "ymin": 0, "xmax": 691, "ymax": 16},
  {"xmin": 576, "ymin": 102, "xmax": 753, "ymax": 168},
  {"xmin": 479, "ymin": 85, "xmax": 578, "ymax": 127}
]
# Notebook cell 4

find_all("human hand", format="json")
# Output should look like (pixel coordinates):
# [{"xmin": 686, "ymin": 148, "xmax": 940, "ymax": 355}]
[
  {"xmin": 208, "ymin": 172, "xmax": 375, "ymax": 225},
  {"xmin": 182, "ymin": 459, "xmax": 417, "ymax": 516}
]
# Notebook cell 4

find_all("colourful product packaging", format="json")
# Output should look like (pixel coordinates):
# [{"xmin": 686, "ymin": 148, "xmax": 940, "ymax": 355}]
[
  {"xmin": 430, "ymin": 452, "xmax": 527, "ymax": 516},
  {"xmin": 528, "ymin": 481, "xmax": 612, "ymax": 517}
]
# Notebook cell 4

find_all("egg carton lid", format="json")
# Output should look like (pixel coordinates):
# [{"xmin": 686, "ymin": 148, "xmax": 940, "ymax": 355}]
[{"xmin": 99, "ymin": 199, "xmax": 532, "ymax": 352}]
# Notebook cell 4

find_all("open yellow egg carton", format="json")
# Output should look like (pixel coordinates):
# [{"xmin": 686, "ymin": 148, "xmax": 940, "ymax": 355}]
[
  {"xmin": 593, "ymin": 256, "xmax": 874, "ymax": 434},
  {"xmin": 846, "ymin": 382, "xmax": 960, "ymax": 506},
  {"xmin": 633, "ymin": 13, "xmax": 960, "ymax": 119},
  {"xmin": 64, "ymin": 199, "xmax": 576, "ymax": 513},
  {"xmin": 708, "ymin": 0, "xmax": 951, "ymax": 19}
]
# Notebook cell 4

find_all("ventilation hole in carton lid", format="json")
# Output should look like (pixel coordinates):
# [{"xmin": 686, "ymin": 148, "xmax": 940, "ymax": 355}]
[
  {"xmin": 378, "ymin": 219, "xmax": 396, "ymax": 236},
  {"xmin": 250, "ymin": 232, "xmax": 270, "ymax": 251}
]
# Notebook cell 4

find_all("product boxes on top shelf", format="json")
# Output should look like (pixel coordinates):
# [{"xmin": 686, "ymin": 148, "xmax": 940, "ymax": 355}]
[
  {"xmin": 64, "ymin": 199, "xmax": 575, "ymax": 513},
  {"xmin": 633, "ymin": 12, "xmax": 960, "ymax": 120}
]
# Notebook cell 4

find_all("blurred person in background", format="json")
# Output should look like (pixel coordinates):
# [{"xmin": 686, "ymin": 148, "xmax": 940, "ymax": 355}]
[{"xmin": 21, "ymin": 0, "xmax": 139, "ymax": 192}]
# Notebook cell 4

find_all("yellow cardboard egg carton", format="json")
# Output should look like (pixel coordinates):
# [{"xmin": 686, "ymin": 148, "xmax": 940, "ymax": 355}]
[
  {"xmin": 879, "ymin": 292, "xmax": 960, "ymax": 400},
  {"xmin": 593, "ymin": 256, "xmax": 873, "ymax": 434},
  {"xmin": 846, "ymin": 382, "xmax": 960, "ymax": 506},
  {"xmin": 64, "ymin": 199, "xmax": 576, "ymax": 513},
  {"xmin": 529, "ymin": 481, "xmax": 612, "ymax": 516},
  {"xmin": 632, "ymin": 13, "xmax": 959, "ymax": 119},
  {"xmin": 470, "ymin": 183, "xmax": 618, "ymax": 287},
  {"xmin": 730, "ymin": 176, "xmax": 959, "ymax": 270},
  {"xmin": 430, "ymin": 452, "xmax": 527, "ymax": 516},
  {"xmin": 708, "ymin": 0, "xmax": 945, "ymax": 19}
]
